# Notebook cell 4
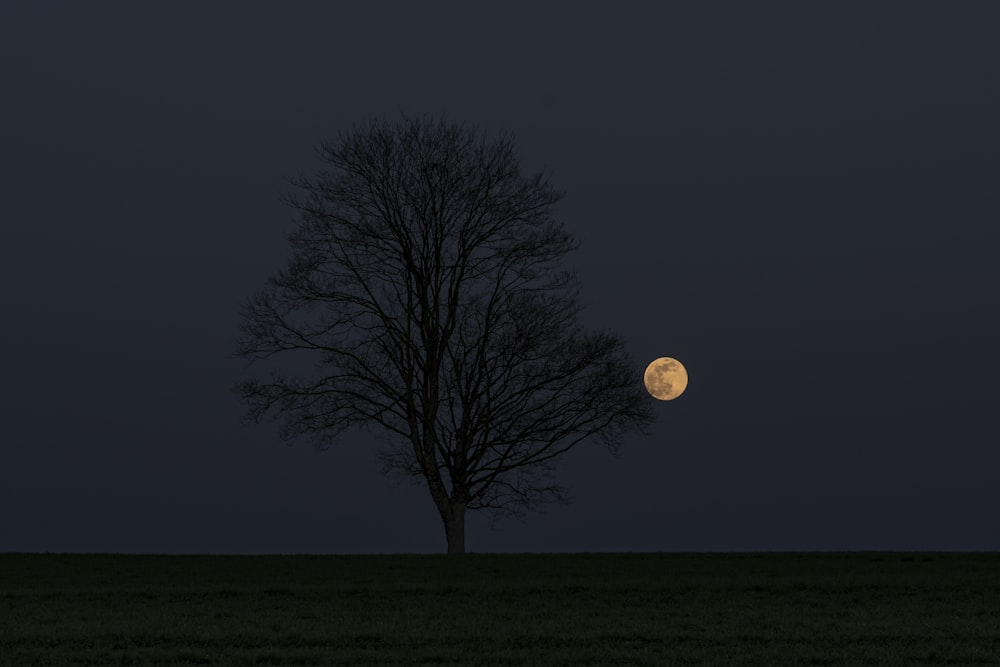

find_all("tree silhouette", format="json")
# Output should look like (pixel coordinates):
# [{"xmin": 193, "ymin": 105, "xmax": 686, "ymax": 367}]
[{"xmin": 233, "ymin": 116, "xmax": 653, "ymax": 554}]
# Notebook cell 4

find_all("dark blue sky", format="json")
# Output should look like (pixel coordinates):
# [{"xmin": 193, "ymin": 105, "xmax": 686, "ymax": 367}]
[{"xmin": 2, "ymin": 2, "xmax": 998, "ymax": 553}]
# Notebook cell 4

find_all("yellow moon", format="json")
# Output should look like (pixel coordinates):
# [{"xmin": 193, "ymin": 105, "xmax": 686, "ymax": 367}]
[{"xmin": 643, "ymin": 357, "xmax": 688, "ymax": 401}]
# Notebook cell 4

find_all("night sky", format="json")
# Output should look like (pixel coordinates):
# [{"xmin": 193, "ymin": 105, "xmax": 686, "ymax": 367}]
[{"xmin": 3, "ymin": 2, "xmax": 998, "ymax": 554}]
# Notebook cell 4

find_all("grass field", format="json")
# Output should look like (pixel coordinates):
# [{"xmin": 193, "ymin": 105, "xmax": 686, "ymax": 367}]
[{"xmin": 1, "ymin": 552, "xmax": 998, "ymax": 665}]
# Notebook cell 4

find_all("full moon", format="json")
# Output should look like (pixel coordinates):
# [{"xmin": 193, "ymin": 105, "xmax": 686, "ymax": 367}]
[{"xmin": 643, "ymin": 357, "xmax": 688, "ymax": 401}]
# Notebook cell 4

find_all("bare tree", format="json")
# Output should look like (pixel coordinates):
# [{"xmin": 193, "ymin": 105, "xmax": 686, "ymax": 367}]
[{"xmin": 233, "ymin": 115, "xmax": 653, "ymax": 554}]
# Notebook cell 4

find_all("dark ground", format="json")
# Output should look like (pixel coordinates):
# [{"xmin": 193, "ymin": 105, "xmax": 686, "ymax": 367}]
[{"xmin": 2, "ymin": 552, "xmax": 998, "ymax": 665}]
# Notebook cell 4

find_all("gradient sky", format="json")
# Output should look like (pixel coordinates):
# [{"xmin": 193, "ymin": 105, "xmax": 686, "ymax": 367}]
[{"xmin": 2, "ymin": 2, "xmax": 998, "ymax": 554}]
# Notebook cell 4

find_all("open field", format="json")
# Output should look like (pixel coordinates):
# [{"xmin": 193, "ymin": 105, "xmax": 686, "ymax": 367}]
[{"xmin": 1, "ymin": 552, "xmax": 998, "ymax": 665}]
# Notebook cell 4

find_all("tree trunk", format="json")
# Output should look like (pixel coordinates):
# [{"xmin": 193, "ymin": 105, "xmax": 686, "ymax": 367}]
[{"xmin": 444, "ymin": 502, "xmax": 467, "ymax": 555}]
